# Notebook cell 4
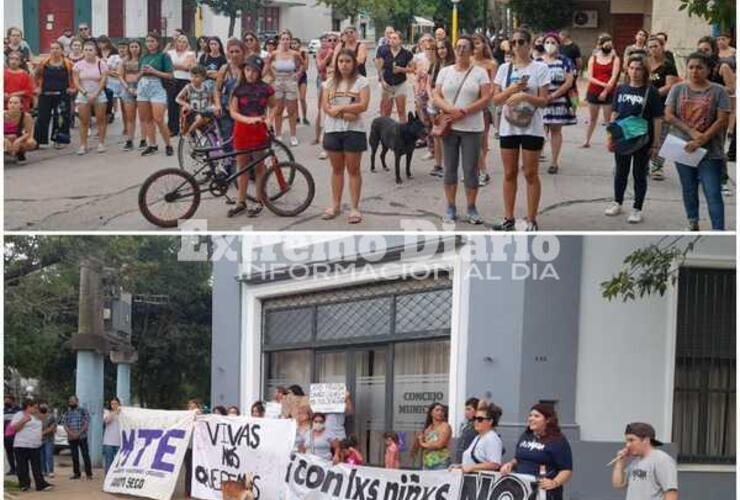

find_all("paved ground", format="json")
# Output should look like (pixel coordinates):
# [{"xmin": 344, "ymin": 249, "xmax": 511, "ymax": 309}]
[
  {"xmin": 5, "ymin": 66, "xmax": 735, "ymax": 232},
  {"xmin": 4, "ymin": 454, "xmax": 189, "ymax": 499}
]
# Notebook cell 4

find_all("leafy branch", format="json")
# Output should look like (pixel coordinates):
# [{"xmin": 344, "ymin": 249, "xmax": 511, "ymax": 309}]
[{"xmin": 601, "ymin": 236, "xmax": 703, "ymax": 302}]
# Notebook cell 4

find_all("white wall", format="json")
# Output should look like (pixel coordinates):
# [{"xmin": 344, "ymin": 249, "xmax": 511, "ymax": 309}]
[
  {"xmin": 279, "ymin": 1, "xmax": 333, "ymax": 41},
  {"xmin": 201, "ymin": 5, "xmax": 232, "ymax": 40},
  {"xmin": 126, "ymin": 0, "xmax": 148, "ymax": 38},
  {"xmin": 92, "ymin": 0, "xmax": 109, "ymax": 37},
  {"xmin": 4, "ymin": 1, "xmax": 24, "ymax": 33},
  {"xmin": 576, "ymin": 236, "xmax": 735, "ymax": 443},
  {"xmin": 162, "ymin": 0, "xmax": 183, "ymax": 36}
]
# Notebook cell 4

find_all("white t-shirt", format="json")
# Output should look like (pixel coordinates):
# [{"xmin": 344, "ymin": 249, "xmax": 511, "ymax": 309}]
[
  {"xmin": 322, "ymin": 76, "xmax": 369, "ymax": 134},
  {"xmin": 103, "ymin": 409, "xmax": 121, "ymax": 446},
  {"xmin": 494, "ymin": 61, "xmax": 550, "ymax": 138},
  {"xmin": 462, "ymin": 430, "xmax": 503, "ymax": 466},
  {"xmin": 10, "ymin": 412, "xmax": 42, "ymax": 449},
  {"xmin": 435, "ymin": 65, "xmax": 490, "ymax": 132},
  {"xmin": 168, "ymin": 49, "xmax": 194, "ymax": 81}
]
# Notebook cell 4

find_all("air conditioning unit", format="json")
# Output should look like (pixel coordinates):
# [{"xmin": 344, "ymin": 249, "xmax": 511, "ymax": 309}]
[{"xmin": 572, "ymin": 10, "xmax": 598, "ymax": 28}]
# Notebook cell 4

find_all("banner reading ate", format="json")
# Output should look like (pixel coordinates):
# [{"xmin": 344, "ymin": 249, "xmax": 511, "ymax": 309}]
[{"xmin": 103, "ymin": 407, "xmax": 196, "ymax": 500}]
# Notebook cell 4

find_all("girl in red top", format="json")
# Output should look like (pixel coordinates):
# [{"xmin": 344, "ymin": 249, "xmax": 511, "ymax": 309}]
[
  {"xmin": 4, "ymin": 51, "xmax": 35, "ymax": 112},
  {"xmin": 229, "ymin": 55, "xmax": 275, "ymax": 218},
  {"xmin": 582, "ymin": 34, "xmax": 621, "ymax": 148}
]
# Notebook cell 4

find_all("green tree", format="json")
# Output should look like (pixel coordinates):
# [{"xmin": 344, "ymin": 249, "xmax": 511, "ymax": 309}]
[
  {"xmin": 200, "ymin": 0, "xmax": 264, "ymax": 37},
  {"xmin": 4, "ymin": 236, "xmax": 212, "ymax": 410},
  {"xmin": 507, "ymin": 0, "xmax": 575, "ymax": 32},
  {"xmin": 678, "ymin": 0, "xmax": 734, "ymax": 32},
  {"xmin": 600, "ymin": 236, "xmax": 703, "ymax": 302}
]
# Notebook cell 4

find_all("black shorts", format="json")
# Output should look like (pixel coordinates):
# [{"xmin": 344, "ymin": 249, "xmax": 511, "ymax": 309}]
[
  {"xmin": 299, "ymin": 72, "xmax": 308, "ymax": 86},
  {"xmin": 323, "ymin": 131, "xmax": 368, "ymax": 152},
  {"xmin": 499, "ymin": 135, "xmax": 545, "ymax": 151},
  {"xmin": 586, "ymin": 92, "xmax": 614, "ymax": 105}
]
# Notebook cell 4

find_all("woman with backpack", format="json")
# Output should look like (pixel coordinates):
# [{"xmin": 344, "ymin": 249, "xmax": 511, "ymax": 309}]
[
  {"xmin": 491, "ymin": 28, "xmax": 550, "ymax": 231},
  {"xmin": 72, "ymin": 40, "xmax": 109, "ymax": 154},
  {"xmin": 604, "ymin": 55, "xmax": 664, "ymax": 224}
]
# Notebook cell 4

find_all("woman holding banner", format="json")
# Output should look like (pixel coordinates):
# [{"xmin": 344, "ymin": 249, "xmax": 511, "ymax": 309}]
[
  {"xmin": 418, "ymin": 403, "xmax": 452, "ymax": 470},
  {"xmin": 451, "ymin": 400, "xmax": 503, "ymax": 473},
  {"xmin": 500, "ymin": 404, "xmax": 573, "ymax": 500},
  {"xmin": 184, "ymin": 399, "xmax": 203, "ymax": 499}
]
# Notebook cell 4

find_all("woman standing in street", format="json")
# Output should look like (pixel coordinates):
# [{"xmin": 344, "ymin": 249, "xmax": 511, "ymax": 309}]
[
  {"xmin": 665, "ymin": 52, "xmax": 731, "ymax": 230},
  {"xmin": 73, "ymin": 40, "xmax": 108, "ymax": 154},
  {"xmin": 10, "ymin": 400, "xmax": 53, "ymax": 492},
  {"xmin": 582, "ymin": 34, "xmax": 620, "ymax": 148},
  {"xmin": 102, "ymin": 397, "xmax": 121, "ymax": 474},
  {"xmin": 167, "ymin": 34, "xmax": 195, "ymax": 136},
  {"xmin": 34, "ymin": 41, "xmax": 75, "ymax": 149},
  {"xmin": 137, "ymin": 33, "xmax": 174, "ymax": 156},
  {"xmin": 471, "ymin": 33, "xmax": 498, "ymax": 186},
  {"xmin": 432, "ymin": 35, "xmax": 491, "ymax": 225},
  {"xmin": 417, "ymin": 403, "xmax": 452, "ymax": 470},
  {"xmin": 427, "ymin": 37, "xmax": 455, "ymax": 178},
  {"xmin": 121, "ymin": 40, "xmax": 144, "ymax": 150},
  {"xmin": 646, "ymin": 35, "xmax": 678, "ymax": 180},
  {"xmin": 450, "ymin": 400, "xmax": 503, "ymax": 473},
  {"xmin": 267, "ymin": 30, "xmax": 304, "ymax": 146},
  {"xmin": 320, "ymin": 49, "xmax": 370, "ymax": 224},
  {"xmin": 491, "ymin": 28, "xmax": 550, "ymax": 231},
  {"xmin": 538, "ymin": 33, "xmax": 577, "ymax": 174}
]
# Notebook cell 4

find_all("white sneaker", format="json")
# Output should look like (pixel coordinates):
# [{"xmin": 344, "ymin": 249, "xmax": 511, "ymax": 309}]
[
  {"xmin": 290, "ymin": 137, "xmax": 299, "ymax": 147},
  {"xmin": 319, "ymin": 150, "xmax": 328, "ymax": 159},
  {"xmin": 604, "ymin": 202, "xmax": 622, "ymax": 216},
  {"xmin": 627, "ymin": 209, "xmax": 643, "ymax": 223},
  {"xmin": 97, "ymin": 143, "xmax": 106, "ymax": 153},
  {"xmin": 422, "ymin": 151, "xmax": 434, "ymax": 160},
  {"xmin": 76, "ymin": 146, "xmax": 87, "ymax": 155}
]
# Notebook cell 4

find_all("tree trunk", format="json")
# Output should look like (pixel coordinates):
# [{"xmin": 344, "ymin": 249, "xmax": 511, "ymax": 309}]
[{"xmin": 229, "ymin": 14, "xmax": 236, "ymax": 38}]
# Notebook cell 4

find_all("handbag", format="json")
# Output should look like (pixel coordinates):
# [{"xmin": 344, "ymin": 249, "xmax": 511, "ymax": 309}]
[
  {"xmin": 503, "ymin": 63, "xmax": 536, "ymax": 128},
  {"xmin": 431, "ymin": 66, "xmax": 474, "ymax": 138},
  {"xmin": 607, "ymin": 85, "xmax": 652, "ymax": 155}
]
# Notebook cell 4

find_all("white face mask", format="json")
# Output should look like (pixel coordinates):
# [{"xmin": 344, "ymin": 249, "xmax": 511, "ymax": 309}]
[
  {"xmin": 313, "ymin": 422, "xmax": 325, "ymax": 432},
  {"xmin": 544, "ymin": 43, "xmax": 558, "ymax": 54}
]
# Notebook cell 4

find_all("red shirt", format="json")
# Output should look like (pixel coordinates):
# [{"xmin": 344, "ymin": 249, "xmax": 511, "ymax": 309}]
[{"xmin": 4, "ymin": 68, "xmax": 35, "ymax": 112}]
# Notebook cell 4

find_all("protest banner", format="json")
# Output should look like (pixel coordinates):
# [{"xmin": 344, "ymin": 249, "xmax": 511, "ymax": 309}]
[
  {"xmin": 103, "ymin": 407, "xmax": 196, "ymax": 500},
  {"xmin": 285, "ymin": 453, "xmax": 463, "ymax": 500},
  {"xmin": 309, "ymin": 383, "xmax": 347, "ymax": 413},
  {"xmin": 191, "ymin": 414, "xmax": 297, "ymax": 500},
  {"xmin": 461, "ymin": 471, "xmax": 539, "ymax": 500}
]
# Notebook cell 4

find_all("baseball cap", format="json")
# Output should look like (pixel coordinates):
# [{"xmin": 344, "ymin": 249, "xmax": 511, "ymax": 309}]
[
  {"xmin": 625, "ymin": 422, "xmax": 663, "ymax": 447},
  {"xmin": 244, "ymin": 55, "xmax": 264, "ymax": 73}
]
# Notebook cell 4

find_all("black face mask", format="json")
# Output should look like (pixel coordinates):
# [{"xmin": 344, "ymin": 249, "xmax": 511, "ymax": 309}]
[
  {"xmin": 40, "ymin": 408, "xmax": 48, "ymax": 414},
  {"xmin": 534, "ymin": 44, "xmax": 545, "ymax": 53},
  {"xmin": 69, "ymin": 404, "xmax": 78, "ymax": 409},
  {"xmin": 602, "ymin": 46, "xmax": 613, "ymax": 54}
]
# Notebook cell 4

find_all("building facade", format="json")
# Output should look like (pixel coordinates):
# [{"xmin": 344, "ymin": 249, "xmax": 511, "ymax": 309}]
[
  {"xmin": 210, "ymin": 234, "xmax": 735, "ymax": 499},
  {"xmin": 5, "ymin": 0, "xmax": 334, "ymax": 53}
]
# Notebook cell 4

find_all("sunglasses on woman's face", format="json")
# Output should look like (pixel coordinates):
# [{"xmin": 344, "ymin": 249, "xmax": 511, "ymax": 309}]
[
  {"xmin": 473, "ymin": 416, "xmax": 492, "ymax": 423},
  {"xmin": 245, "ymin": 37, "xmax": 255, "ymax": 42},
  {"xmin": 511, "ymin": 38, "xmax": 528, "ymax": 46}
]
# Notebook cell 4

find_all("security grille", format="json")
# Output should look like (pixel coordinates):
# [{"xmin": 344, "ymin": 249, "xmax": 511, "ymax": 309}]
[
  {"xmin": 263, "ymin": 274, "xmax": 452, "ymax": 349},
  {"xmin": 672, "ymin": 267, "xmax": 735, "ymax": 464}
]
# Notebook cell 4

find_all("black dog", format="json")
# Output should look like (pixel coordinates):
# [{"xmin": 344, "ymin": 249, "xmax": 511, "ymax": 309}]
[{"xmin": 369, "ymin": 113, "xmax": 427, "ymax": 184}]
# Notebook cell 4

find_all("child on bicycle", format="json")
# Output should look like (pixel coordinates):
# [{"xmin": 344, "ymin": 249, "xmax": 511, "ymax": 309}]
[
  {"xmin": 228, "ymin": 54, "xmax": 275, "ymax": 217},
  {"xmin": 175, "ymin": 64, "xmax": 215, "ymax": 136}
]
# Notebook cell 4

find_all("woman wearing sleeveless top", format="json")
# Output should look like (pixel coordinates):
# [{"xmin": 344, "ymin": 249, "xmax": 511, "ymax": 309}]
[
  {"xmin": 417, "ymin": 403, "xmax": 452, "ymax": 470},
  {"xmin": 121, "ymin": 40, "xmax": 144, "ymax": 151},
  {"xmin": 266, "ymin": 30, "xmax": 304, "ymax": 146},
  {"xmin": 4, "ymin": 95, "xmax": 36, "ymax": 162},
  {"xmin": 334, "ymin": 26, "xmax": 368, "ymax": 77},
  {"xmin": 450, "ymin": 400, "xmax": 503, "ymax": 474},
  {"xmin": 34, "ymin": 41, "xmax": 75, "ymax": 149},
  {"xmin": 167, "ymin": 34, "xmax": 195, "ymax": 136},
  {"xmin": 582, "ymin": 34, "xmax": 620, "ymax": 148}
]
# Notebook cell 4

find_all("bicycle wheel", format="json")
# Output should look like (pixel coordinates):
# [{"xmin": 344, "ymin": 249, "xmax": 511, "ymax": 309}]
[
  {"xmin": 138, "ymin": 168, "xmax": 201, "ymax": 228},
  {"xmin": 271, "ymin": 138, "xmax": 295, "ymax": 163},
  {"xmin": 177, "ymin": 130, "xmax": 210, "ymax": 174},
  {"xmin": 259, "ymin": 161, "xmax": 315, "ymax": 217}
]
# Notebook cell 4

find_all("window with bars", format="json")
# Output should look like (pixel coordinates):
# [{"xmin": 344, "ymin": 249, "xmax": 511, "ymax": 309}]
[{"xmin": 672, "ymin": 267, "xmax": 736, "ymax": 464}]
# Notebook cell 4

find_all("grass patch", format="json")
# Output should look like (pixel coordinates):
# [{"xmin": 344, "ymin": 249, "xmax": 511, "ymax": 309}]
[{"xmin": 4, "ymin": 479, "xmax": 21, "ymax": 492}]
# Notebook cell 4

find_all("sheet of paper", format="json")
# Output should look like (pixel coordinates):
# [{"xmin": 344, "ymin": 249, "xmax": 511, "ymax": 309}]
[{"xmin": 658, "ymin": 134, "xmax": 708, "ymax": 167}]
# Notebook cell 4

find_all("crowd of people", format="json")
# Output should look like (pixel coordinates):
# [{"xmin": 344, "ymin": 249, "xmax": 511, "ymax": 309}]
[
  {"xmin": 4, "ymin": 387, "xmax": 678, "ymax": 499},
  {"xmin": 3, "ymin": 24, "xmax": 735, "ymax": 229}
]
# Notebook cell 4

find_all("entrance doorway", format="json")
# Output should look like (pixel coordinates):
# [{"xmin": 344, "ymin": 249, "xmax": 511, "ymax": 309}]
[{"xmin": 38, "ymin": 0, "xmax": 74, "ymax": 53}]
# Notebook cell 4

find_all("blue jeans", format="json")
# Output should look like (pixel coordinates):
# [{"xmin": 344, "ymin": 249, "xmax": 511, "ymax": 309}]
[
  {"xmin": 40, "ymin": 440, "xmax": 54, "ymax": 475},
  {"xmin": 103, "ymin": 444, "xmax": 119, "ymax": 474},
  {"xmin": 675, "ymin": 158, "xmax": 725, "ymax": 230}
]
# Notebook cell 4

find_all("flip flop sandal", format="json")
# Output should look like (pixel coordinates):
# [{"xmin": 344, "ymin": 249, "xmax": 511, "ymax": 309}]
[
  {"xmin": 547, "ymin": 165, "xmax": 559, "ymax": 174},
  {"xmin": 247, "ymin": 202, "xmax": 264, "ymax": 217},
  {"xmin": 321, "ymin": 208, "xmax": 340, "ymax": 220},
  {"xmin": 227, "ymin": 201, "xmax": 247, "ymax": 218},
  {"xmin": 348, "ymin": 212, "xmax": 363, "ymax": 224}
]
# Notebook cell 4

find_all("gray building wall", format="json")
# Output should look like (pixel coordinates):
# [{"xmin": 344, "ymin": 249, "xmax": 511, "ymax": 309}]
[{"xmin": 211, "ymin": 237, "xmax": 242, "ymax": 409}]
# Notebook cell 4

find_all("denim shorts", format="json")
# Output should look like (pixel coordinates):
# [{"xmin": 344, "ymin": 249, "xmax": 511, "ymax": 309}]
[
  {"xmin": 120, "ymin": 82, "xmax": 138, "ymax": 103},
  {"xmin": 137, "ymin": 77, "xmax": 168, "ymax": 104},
  {"xmin": 75, "ymin": 91, "xmax": 108, "ymax": 105}
]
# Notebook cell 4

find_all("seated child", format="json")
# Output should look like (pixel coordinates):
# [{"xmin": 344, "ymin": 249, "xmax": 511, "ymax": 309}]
[{"xmin": 175, "ymin": 64, "xmax": 215, "ymax": 136}]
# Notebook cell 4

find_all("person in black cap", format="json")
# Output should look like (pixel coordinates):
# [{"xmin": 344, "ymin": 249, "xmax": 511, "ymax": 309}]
[{"xmin": 611, "ymin": 422, "xmax": 678, "ymax": 500}]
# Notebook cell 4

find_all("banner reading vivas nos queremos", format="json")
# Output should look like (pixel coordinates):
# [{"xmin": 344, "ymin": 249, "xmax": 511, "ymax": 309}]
[
  {"xmin": 103, "ymin": 407, "xmax": 197, "ymax": 500},
  {"xmin": 191, "ymin": 414, "xmax": 296, "ymax": 500}
]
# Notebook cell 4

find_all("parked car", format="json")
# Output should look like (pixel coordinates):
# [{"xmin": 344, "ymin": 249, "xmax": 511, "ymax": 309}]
[
  {"xmin": 308, "ymin": 39, "xmax": 321, "ymax": 54},
  {"xmin": 54, "ymin": 425, "xmax": 69, "ymax": 454}
]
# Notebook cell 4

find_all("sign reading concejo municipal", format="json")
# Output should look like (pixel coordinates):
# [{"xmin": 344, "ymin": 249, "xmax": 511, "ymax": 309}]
[{"xmin": 393, "ymin": 374, "xmax": 447, "ymax": 429}]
